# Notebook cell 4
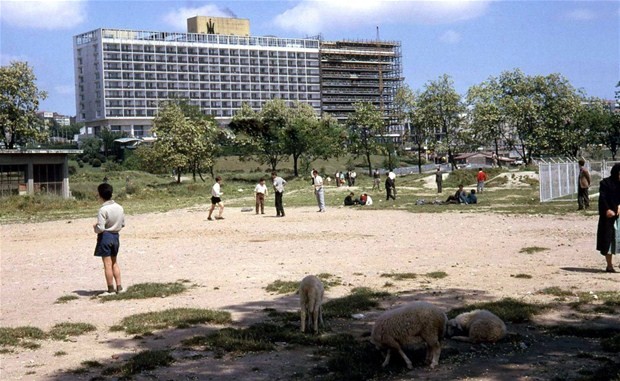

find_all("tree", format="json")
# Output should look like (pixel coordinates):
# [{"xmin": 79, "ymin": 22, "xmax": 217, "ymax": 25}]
[
  {"xmin": 0, "ymin": 61, "xmax": 48, "ymax": 148},
  {"xmin": 229, "ymin": 100, "xmax": 289, "ymax": 171},
  {"xmin": 417, "ymin": 74, "xmax": 464, "ymax": 170},
  {"xmin": 583, "ymin": 99, "xmax": 619, "ymax": 160},
  {"xmin": 150, "ymin": 103, "xmax": 218, "ymax": 183},
  {"xmin": 395, "ymin": 84, "xmax": 430, "ymax": 173},
  {"xmin": 346, "ymin": 102, "xmax": 385, "ymax": 175}
]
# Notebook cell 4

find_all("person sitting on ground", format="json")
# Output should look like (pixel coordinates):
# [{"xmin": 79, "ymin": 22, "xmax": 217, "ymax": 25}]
[
  {"xmin": 360, "ymin": 193, "xmax": 373, "ymax": 206},
  {"xmin": 466, "ymin": 189, "xmax": 478, "ymax": 204},
  {"xmin": 344, "ymin": 192, "xmax": 359, "ymax": 206},
  {"xmin": 446, "ymin": 184, "xmax": 468, "ymax": 204}
]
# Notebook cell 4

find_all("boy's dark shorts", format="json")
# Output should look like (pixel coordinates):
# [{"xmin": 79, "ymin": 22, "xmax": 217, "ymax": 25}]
[
  {"xmin": 94, "ymin": 232, "xmax": 120, "ymax": 257},
  {"xmin": 211, "ymin": 196, "xmax": 222, "ymax": 205}
]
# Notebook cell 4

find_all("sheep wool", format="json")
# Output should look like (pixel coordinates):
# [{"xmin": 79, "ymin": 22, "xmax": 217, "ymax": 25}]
[
  {"xmin": 447, "ymin": 309, "xmax": 507, "ymax": 343},
  {"xmin": 299, "ymin": 275, "xmax": 324, "ymax": 334},
  {"xmin": 371, "ymin": 301, "xmax": 447, "ymax": 370}
]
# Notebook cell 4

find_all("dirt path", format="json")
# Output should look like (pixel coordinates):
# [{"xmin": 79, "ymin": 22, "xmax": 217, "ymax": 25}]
[{"xmin": 1, "ymin": 206, "xmax": 618, "ymax": 380}]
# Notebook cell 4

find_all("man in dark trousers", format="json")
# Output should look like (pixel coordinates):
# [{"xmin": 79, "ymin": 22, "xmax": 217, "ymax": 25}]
[{"xmin": 577, "ymin": 159, "xmax": 591, "ymax": 210}]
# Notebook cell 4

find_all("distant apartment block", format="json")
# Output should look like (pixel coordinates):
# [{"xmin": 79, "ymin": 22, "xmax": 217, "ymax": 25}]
[
  {"xmin": 37, "ymin": 111, "xmax": 72, "ymax": 127},
  {"xmin": 73, "ymin": 17, "xmax": 402, "ymax": 138}
]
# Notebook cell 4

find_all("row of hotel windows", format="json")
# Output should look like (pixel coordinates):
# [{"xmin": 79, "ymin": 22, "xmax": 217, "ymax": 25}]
[
  {"xmin": 101, "ymin": 62, "xmax": 317, "ymax": 72},
  {"xmin": 101, "ymin": 43, "xmax": 320, "ymax": 59},
  {"xmin": 101, "ymin": 69, "xmax": 321, "ymax": 79},
  {"xmin": 104, "ymin": 91, "xmax": 322, "ymax": 106},
  {"xmin": 104, "ymin": 85, "xmax": 322, "ymax": 96},
  {"xmin": 100, "ymin": 54, "xmax": 319, "ymax": 67}
]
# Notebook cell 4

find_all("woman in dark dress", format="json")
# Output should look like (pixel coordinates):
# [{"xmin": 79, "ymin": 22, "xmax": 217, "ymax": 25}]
[{"xmin": 596, "ymin": 163, "xmax": 620, "ymax": 272}]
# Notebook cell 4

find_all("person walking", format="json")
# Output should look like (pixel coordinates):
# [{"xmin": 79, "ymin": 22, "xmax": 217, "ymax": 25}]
[
  {"xmin": 93, "ymin": 183, "xmax": 125, "ymax": 295},
  {"xmin": 254, "ymin": 177, "xmax": 268, "ymax": 215},
  {"xmin": 207, "ymin": 176, "xmax": 224, "ymax": 220},
  {"xmin": 372, "ymin": 169, "xmax": 381, "ymax": 190},
  {"xmin": 272, "ymin": 171, "xmax": 287, "ymax": 217},
  {"xmin": 477, "ymin": 168, "xmax": 488, "ymax": 193},
  {"xmin": 577, "ymin": 159, "xmax": 591, "ymax": 210},
  {"xmin": 596, "ymin": 163, "xmax": 620, "ymax": 272},
  {"xmin": 385, "ymin": 173, "xmax": 396, "ymax": 201},
  {"xmin": 435, "ymin": 167, "xmax": 443, "ymax": 193},
  {"xmin": 312, "ymin": 169, "xmax": 326, "ymax": 212}
]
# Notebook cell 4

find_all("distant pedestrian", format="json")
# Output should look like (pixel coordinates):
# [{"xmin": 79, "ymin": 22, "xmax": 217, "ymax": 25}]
[
  {"xmin": 254, "ymin": 178, "xmax": 268, "ymax": 215},
  {"xmin": 596, "ymin": 163, "xmax": 620, "ymax": 272},
  {"xmin": 93, "ymin": 183, "xmax": 125, "ymax": 295},
  {"xmin": 313, "ymin": 170, "xmax": 326, "ymax": 212},
  {"xmin": 435, "ymin": 167, "xmax": 443, "ymax": 193},
  {"xmin": 208, "ymin": 176, "xmax": 224, "ymax": 220},
  {"xmin": 372, "ymin": 169, "xmax": 381, "ymax": 190},
  {"xmin": 477, "ymin": 168, "xmax": 488, "ymax": 193},
  {"xmin": 272, "ymin": 171, "xmax": 287, "ymax": 217},
  {"xmin": 385, "ymin": 173, "xmax": 396, "ymax": 201},
  {"xmin": 577, "ymin": 159, "xmax": 591, "ymax": 211},
  {"xmin": 350, "ymin": 170, "xmax": 357, "ymax": 186},
  {"xmin": 335, "ymin": 171, "xmax": 341, "ymax": 187}
]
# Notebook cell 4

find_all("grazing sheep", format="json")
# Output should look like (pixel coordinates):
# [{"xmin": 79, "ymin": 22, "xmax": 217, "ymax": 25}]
[
  {"xmin": 447, "ymin": 309, "xmax": 507, "ymax": 343},
  {"xmin": 299, "ymin": 275, "xmax": 324, "ymax": 334},
  {"xmin": 370, "ymin": 301, "xmax": 447, "ymax": 370}
]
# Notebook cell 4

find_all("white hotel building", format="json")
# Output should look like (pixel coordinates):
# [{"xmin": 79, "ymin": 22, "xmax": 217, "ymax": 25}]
[{"xmin": 74, "ymin": 16, "xmax": 401, "ymax": 138}]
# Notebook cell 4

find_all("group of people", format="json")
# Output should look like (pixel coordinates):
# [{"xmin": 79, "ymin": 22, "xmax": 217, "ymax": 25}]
[
  {"xmin": 90, "ymin": 162, "xmax": 620, "ymax": 294},
  {"xmin": 333, "ymin": 170, "xmax": 357, "ymax": 187}
]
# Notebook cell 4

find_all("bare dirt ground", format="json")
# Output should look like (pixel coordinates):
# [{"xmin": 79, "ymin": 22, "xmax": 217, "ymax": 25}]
[{"xmin": 1, "ymin": 201, "xmax": 619, "ymax": 380}]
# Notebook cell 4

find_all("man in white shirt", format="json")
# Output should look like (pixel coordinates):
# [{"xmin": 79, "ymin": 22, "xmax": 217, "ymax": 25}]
[
  {"xmin": 312, "ymin": 169, "xmax": 326, "ymax": 212},
  {"xmin": 271, "ymin": 171, "xmax": 287, "ymax": 217},
  {"xmin": 208, "ymin": 176, "xmax": 224, "ymax": 220}
]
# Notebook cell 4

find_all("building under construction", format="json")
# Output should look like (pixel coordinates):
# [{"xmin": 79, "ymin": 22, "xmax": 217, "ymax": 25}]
[{"xmin": 320, "ymin": 39, "xmax": 402, "ymax": 130}]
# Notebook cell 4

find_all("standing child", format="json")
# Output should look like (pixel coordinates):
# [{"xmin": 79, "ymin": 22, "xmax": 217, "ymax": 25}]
[
  {"xmin": 93, "ymin": 183, "xmax": 125, "ymax": 295},
  {"xmin": 208, "ymin": 176, "xmax": 224, "ymax": 220},
  {"xmin": 254, "ymin": 178, "xmax": 268, "ymax": 214}
]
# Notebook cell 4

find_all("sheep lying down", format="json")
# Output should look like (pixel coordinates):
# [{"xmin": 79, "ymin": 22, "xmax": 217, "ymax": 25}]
[
  {"xmin": 371, "ymin": 301, "xmax": 447, "ymax": 370},
  {"xmin": 299, "ymin": 275, "xmax": 324, "ymax": 334},
  {"xmin": 447, "ymin": 309, "xmax": 507, "ymax": 343}
]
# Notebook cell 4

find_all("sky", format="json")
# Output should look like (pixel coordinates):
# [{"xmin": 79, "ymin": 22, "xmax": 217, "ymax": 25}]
[{"xmin": 0, "ymin": 0, "xmax": 618, "ymax": 117}]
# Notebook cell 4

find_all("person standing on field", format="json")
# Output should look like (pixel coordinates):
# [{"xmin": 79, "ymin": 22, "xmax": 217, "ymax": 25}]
[
  {"xmin": 93, "ymin": 183, "xmax": 125, "ymax": 295},
  {"xmin": 272, "ymin": 171, "xmax": 287, "ymax": 217},
  {"xmin": 477, "ymin": 168, "xmax": 488, "ymax": 193},
  {"xmin": 372, "ymin": 169, "xmax": 381, "ymax": 190},
  {"xmin": 313, "ymin": 170, "xmax": 326, "ymax": 212},
  {"xmin": 435, "ymin": 167, "xmax": 443, "ymax": 193},
  {"xmin": 208, "ymin": 176, "xmax": 224, "ymax": 221},
  {"xmin": 254, "ymin": 178, "xmax": 268, "ymax": 215},
  {"xmin": 596, "ymin": 163, "xmax": 620, "ymax": 273},
  {"xmin": 577, "ymin": 159, "xmax": 591, "ymax": 211}
]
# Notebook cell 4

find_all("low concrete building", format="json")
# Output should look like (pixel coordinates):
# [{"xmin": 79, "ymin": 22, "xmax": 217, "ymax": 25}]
[{"xmin": 0, "ymin": 149, "xmax": 82, "ymax": 198}]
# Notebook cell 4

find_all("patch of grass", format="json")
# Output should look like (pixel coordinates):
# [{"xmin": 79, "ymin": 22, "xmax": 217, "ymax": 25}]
[
  {"xmin": 577, "ymin": 291, "xmax": 620, "ymax": 306},
  {"xmin": 54, "ymin": 295, "xmax": 79, "ymax": 304},
  {"xmin": 98, "ymin": 281, "xmax": 189, "ymax": 302},
  {"xmin": 323, "ymin": 287, "xmax": 391, "ymax": 318},
  {"xmin": 110, "ymin": 308, "xmax": 231, "ymax": 335},
  {"xmin": 512, "ymin": 273, "xmax": 533, "ymax": 279},
  {"xmin": 53, "ymin": 351, "xmax": 67, "ymax": 356},
  {"xmin": 383, "ymin": 282, "xmax": 394, "ymax": 288},
  {"xmin": 425, "ymin": 271, "xmax": 448, "ymax": 279},
  {"xmin": 321, "ymin": 338, "xmax": 389, "ymax": 381},
  {"xmin": 545, "ymin": 325, "xmax": 620, "ymax": 339},
  {"xmin": 538, "ymin": 287, "xmax": 574, "ymax": 297},
  {"xmin": 447, "ymin": 298, "xmax": 547, "ymax": 323},
  {"xmin": 601, "ymin": 334, "xmax": 620, "ymax": 353},
  {"xmin": 519, "ymin": 246, "xmax": 549, "ymax": 254},
  {"xmin": 102, "ymin": 350, "xmax": 174, "ymax": 377},
  {"xmin": 81, "ymin": 360, "xmax": 103, "ymax": 368},
  {"xmin": 380, "ymin": 272, "xmax": 417, "ymax": 281},
  {"xmin": 0, "ymin": 326, "xmax": 46, "ymax": 349},
  {"xmin": 48, "ymin": 322, "xmax": 96, "ymax": 340},
  {"xmin": 317, "ymin": 273, "xmax": 343, "ymax": 289},
  {"xmin": 265, "ymin": 279, "xmax": 299, "ymax": 294}
]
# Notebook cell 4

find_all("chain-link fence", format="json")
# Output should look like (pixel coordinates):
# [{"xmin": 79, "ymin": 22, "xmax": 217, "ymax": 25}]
[{"xmin": 538, "ymin": 159, "xmax": 618, "ymax": 202}]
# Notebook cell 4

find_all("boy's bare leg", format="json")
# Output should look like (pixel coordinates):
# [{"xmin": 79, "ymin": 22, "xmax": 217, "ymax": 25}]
[
  {"xmin": 218, "ymin": 203, "xmax": 224, "ymax": 218},
  {"xmin": 102, "ymin": 257, "xmax": 115, "ymax": 291},
  {"xmin": 111, "ymin": 256, "xmax": 122, "ymax": 288}
]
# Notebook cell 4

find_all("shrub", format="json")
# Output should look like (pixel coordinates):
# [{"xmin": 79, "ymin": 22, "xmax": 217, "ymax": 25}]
[
  {"xmin": 68, "ymin": 165, "xmax": 77, "ymax": 175},
  {"xmin": 92, "ymin": 159, "xmax": 102, "ymax": 168}
]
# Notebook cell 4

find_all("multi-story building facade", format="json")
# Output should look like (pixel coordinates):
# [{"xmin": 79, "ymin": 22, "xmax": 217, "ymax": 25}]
[{"xmin": 73, "ymin": 17, "xmax": 402, "ymax": 138}]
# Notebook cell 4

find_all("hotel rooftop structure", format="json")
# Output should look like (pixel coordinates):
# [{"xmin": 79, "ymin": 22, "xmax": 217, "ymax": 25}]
[{"xmin": 74, "ymin": 16, "xmax": 402, "ymax": 138}]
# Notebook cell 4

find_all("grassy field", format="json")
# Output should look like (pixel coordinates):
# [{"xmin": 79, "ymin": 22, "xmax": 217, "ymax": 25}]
[{"xmin": 0, "ymin": 155, "xmax": 589, "ymax": 223}]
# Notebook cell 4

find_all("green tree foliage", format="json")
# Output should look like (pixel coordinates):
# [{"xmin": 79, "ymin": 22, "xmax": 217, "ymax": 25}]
[
  {"xmin": 395, "ymin": 84, "xmax": 429, "ymax": 173},
  {"xmin": 346, "ymin": 102, "xmax": 385, "ymax": 175},
  {"xmin": 99, "ymin": 128, "xmax": 126, "ymax": 159},
  {"xmin": 0, "ymin": 61, "xmax": 48, "ymax": 148},
  {"xmin": 149, "ymin": 103, "xmax": 219, "ymax": 183},
  {"xmin": 417, "ymin": 74, "xmax": 464, "ymax": 169},
  {"xmin": 580, "ymin": 99, "xmax": 619, "ymax": 160}
]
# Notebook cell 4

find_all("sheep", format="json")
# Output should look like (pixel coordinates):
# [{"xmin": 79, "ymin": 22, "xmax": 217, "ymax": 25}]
[
  {"xmin": 370, "ymin": 301, "xmax": 447, "ymax": 370},
  {"xmin": 447, "ymin": 309, "xmax": 507, "ymax": 343},
  {"xmin": 299, "ymin": 275, "xmax": 324, "ymax": 334}
]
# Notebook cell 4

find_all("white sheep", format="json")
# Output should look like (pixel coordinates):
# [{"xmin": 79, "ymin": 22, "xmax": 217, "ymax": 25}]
[
  {"xmin": 447, "ymin": 309, "xmax": 507, "ymax": 343},
  {"xmin": 299, "ymin": 275, "xmax": 324, "ymax": 334},
  {"xmin": 370, "ymin": 301, "xmax": 447, "ymax": 370}
]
